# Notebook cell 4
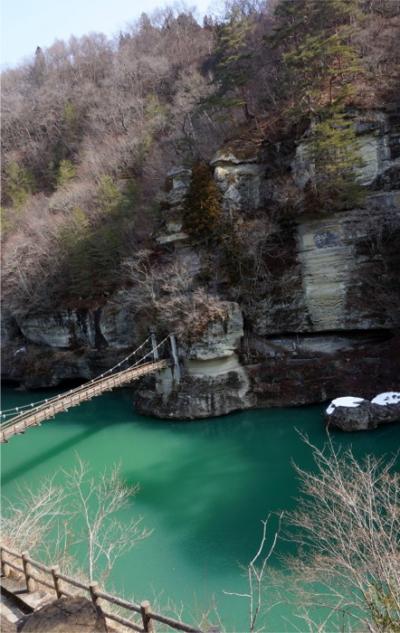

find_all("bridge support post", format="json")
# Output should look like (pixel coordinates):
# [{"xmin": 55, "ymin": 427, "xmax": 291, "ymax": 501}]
[
  {"xmin": 150, "ymin": 331, "xmax": 159, "ymax": 361},
  {"xmin": 169, "ymin": 335, "xmax": 180, "ymax": 384}
]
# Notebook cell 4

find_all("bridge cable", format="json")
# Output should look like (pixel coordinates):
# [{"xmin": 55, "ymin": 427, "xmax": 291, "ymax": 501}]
[
  {"xmin": 0, "ymin": 334, "xmax": 155, "ymax": 418},
  {"xmin": 1, "ymin": 334, "xmax": 171, "ymax": 429}
]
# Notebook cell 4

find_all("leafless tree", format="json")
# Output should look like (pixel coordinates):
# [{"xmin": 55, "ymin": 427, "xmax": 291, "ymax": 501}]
[
  {"xmin": 223, "ymin": 514, "xmax": 283, "ymax": 633},
  {"xmin": 1, "ymin": 476, "xmax": 69, "ymax": 557},
  {"xmin": 286, "ymin": 434, "xmax": 400, "ymax": 633},
  {"xmin": 122, "ymin": 252, "xmax": 229, "ymax": 340},
  {"xmin": 63, "ymin": 458, "xmax": 151, "ymax": 584},
  {"xmin": 1, "ymin": 458, "xmax": 151, "ymax": 587}
]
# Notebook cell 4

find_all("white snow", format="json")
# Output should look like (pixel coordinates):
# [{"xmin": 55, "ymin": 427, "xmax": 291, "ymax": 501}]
[
  {"xmin": 326, "ymin": 396, "xmax": 366, "ymax": 415},
  {"xmin": 371, "ymin": 392, "xmax": 400, "ymax": 406}
]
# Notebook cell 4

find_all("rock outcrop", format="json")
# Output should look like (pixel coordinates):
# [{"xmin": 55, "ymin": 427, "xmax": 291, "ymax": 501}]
[
  {"xmin": 17, "ymin": 597, "xmax": 108, "ymax": 632},
  {"xmin": 135, "ymin": 301, "xmax": 253, "ymax": 418},
  {"xmin": 325, "ymin": 392, "xmax": 400, "ymax": 431},
  {"xmin": 2, "ymin": 108, "xmax": 399, "ymax": 420}
]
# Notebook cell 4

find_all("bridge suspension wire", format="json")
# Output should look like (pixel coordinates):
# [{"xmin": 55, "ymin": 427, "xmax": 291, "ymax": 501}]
[
  {"xmin": 0, "ymin": 334, "xmax": 157, "ymax": 419},
  {"xmin": 1, "ymin": 335, "xmax": 151, "ymax": 418},
  {"xmin": 0, "ymin": 334, "xmax": 172, "ymax": 433},
  {"xmin": 126, "ymin": 334, "xmax": 170, "ymax": 369}
]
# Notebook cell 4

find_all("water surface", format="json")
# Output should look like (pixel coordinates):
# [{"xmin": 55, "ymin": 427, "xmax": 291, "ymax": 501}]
[{"xmin": 2, "ymin": 385, "xmax": 399, "ymax": 631}]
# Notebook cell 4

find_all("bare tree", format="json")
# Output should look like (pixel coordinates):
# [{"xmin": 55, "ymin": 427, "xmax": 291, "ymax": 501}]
[
  {"xmin": 1, "ymin": 475, "xmax": 68, "ymax": 557},
  {"xmin": 1, "ymin": 459, "xmax": 151, "ymax": 587},
  {"xmin": 223, "ymin": 513, "xmax": 283, "ymax": 633},
  {"xmin": 287, "ymin": 434, "xmax": 400, "ymax": 633},
  {"xmin": 64, "ymin": 458, "xmax": 151, "ymax": 584},
  {"xmin": 122, "ymin": 251, "xmax": 229, "ymax": 340}
]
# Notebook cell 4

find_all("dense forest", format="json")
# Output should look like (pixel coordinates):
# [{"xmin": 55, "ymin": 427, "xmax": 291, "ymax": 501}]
[{"xmin": 2, "ymin": 0, "xmax": 400, "ymax": 323}]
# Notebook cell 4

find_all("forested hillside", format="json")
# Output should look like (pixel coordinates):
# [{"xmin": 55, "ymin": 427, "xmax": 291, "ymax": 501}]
[
  {"xmin": 2, "ymin": 0, "xmax": 399, "ymax": 312},
  {"xmin": 2, "ymin": 0, "xmax": 400, "ymax": 417}
]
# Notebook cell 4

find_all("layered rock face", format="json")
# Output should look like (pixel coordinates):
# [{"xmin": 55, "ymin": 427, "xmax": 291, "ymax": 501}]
[
  {"xmin": 134, "ymin": 109, "xmax": 400, "ymax": 418},
  {"xmin": 2, "ymin": 109, "xmax": 399, "ymax": 420},
  {"xmin": 135, "ymin": 302, "xmax": 253, "ymax": 418}
]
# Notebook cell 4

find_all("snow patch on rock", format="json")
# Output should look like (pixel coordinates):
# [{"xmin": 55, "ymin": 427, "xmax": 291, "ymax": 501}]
[
  {"xmin": 326, "ymin": 396, "xmax": 366, "ymax": 415},
  {"xmin": 371, "ymin": 392, "xmax": 400, "ymax": 406}
]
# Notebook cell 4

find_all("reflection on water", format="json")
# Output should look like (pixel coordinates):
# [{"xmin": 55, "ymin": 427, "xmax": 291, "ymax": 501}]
[{"xmin": 2, "ymin": 385, "xmax": 399, "ymax": 631}]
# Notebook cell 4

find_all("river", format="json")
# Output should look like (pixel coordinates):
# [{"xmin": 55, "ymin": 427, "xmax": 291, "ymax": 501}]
[{"xmin": 1, "ymin": 385, "xmax": 399, "ymax": 631}]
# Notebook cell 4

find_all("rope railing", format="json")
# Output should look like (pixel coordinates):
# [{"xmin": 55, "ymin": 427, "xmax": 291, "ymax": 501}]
[
  {"xmin": 0, "ymin": 545, "xmax": 204, "ymax": 633},
  {"xmin": 0, "ymin": 335, "xmax": 172, "ymax": 442},
  {"xmin": 1, "ymin": 336, "xmax": 170, "ymax": 428},
  {"xmin": 0, "ymin": 335, "xmax": 155, "ymax": 419},
  {"xmin": 1, "ymin": 334, "xmax": 171, "ymax": 427},
  {"xmin": 0, "ymin": 360, "xmax": 167, "ymax": 437}
]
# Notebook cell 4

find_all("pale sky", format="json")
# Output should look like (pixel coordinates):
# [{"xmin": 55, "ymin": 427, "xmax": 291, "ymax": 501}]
[{"xmin": 1, "ymin": 0, "xmax": 214, "ymax": 69}]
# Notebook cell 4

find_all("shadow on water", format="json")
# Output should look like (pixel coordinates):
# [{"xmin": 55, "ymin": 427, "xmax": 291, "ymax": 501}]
[{"xmin": 1, "ymin": 423, "xmax": 108, "ymax": 486}]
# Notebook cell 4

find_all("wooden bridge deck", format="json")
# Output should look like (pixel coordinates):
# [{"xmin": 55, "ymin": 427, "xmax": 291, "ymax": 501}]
[{"xmin": 0, "ymin": 360, "xmax": 168, "ymax": 444}]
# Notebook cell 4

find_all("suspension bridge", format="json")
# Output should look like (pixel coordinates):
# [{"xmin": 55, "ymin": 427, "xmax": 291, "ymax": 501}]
[{"xmin": 0, "ymin": 334, "xmax": 177, "ymax": 444}]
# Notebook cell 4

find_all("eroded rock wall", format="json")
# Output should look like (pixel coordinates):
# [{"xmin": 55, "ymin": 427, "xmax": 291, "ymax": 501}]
[{"xmin": 2, "ymin": 108, "xmax": 399, "ymax": 418}]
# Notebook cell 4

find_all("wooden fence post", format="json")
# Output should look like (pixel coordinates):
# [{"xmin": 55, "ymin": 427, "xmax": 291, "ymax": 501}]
[
  {"xmin": 89, "ymin": 581, "xmax": 99, "ymax": 606},
  {"xmin": 51, "ymin": 565, "xmax": 62, "ymax": 598},
  {"xmin": 0, "ymin": 547, "xmax": 11, "ymax": 577},
  {"xmin": 22, "ymin": 551, "xmax": 36, "ymax": 592},
  {"xmin": 141, "ymin": 600, "xmax": 154, "ymax": 633}
]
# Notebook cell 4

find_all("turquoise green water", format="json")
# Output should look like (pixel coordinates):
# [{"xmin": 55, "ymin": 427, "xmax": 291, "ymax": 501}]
[{"xmin": 1, "ymin": 385, "xmax": 399, "ymax": 631}]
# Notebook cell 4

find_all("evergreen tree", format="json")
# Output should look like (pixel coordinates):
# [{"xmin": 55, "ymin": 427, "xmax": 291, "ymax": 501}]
[
  {"xmin": 271, "ymin": 0, "xmax": 363, "ymax": 116},
  {"xmin": 4, "ymin": 162, "xmax": 36, "ymax": 208},
  {"xmin": 57, "ymin": 177, "xmax": 137, "ymax": 300},
  {"xmin": 56, "ymin": 160, "xmax": 76, "ymax": 188},
  {"xmin": 305, "ymin": 107, "xmax": 365, "ymax": 210},
  {"xmin": 210, "ymin": 5, "xmax": 255, "ymax": 117},
  {"xmin": 30, "ymin": 46, "xmax": 47, "ymax": 86},
  {"xmin": 183, "ymin": 162, "xmax": 222, "ymax": 240}
]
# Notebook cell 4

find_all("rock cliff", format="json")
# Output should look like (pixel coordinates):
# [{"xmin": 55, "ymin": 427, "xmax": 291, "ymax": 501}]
[{"xmin": 2, "ymin": 108, "xmax": 399, "ymax": 419}]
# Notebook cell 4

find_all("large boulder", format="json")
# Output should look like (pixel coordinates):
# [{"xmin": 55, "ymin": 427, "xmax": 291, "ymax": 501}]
[
  {"xmin": 185, "ymin": 301, "xmax": 244, "ymax": 361},
  {"xmin": 292, "ymin": 110, "xmax": 399, "ymax": 191},
  {"xmin": 17, "ymin": 597, "xmax": 108, "ymax": 633},
  {"xmin": 325, "ymin": 392, "xmax": 400, "ymax": 431}
]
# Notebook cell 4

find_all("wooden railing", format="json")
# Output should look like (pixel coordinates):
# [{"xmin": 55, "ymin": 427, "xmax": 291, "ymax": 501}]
[{"xmin": 0, "ymin": 545, "xmax": 203, "ymax": 633}]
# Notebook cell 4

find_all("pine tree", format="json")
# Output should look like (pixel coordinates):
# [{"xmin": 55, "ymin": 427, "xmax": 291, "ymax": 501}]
[
  {"xmin": 271, "ymin": 0, "xmax": 363, "ymax": 116},
  {"xmin": 56, "ymin": 160, "xmax": 76, "ymax": 188},
  {"xmin": 4, "ymin": 162, "xmax": 36, "ymax": 208},
  {"xmin": 183, "ymin": 162, "xmax": 222, "ymax": 240},
  {"xmin": 30, "ymin": 46, "xmax": 46, "ymax": 86},
  {"xmin": 210, "ymin": 6, "xmax": 254, "ymax": 116},
  {"xmin": 305, "ymin": 108, "xmax": 365, "ymax": 210}
]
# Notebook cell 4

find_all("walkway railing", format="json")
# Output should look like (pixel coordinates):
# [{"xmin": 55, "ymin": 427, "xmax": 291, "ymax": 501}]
[{"xmin": 0, "ymin": 545, "xmax": 203, "ymax": 633}]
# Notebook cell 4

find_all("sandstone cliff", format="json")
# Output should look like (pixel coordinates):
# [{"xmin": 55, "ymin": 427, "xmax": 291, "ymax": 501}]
[{"xmin": 2, "ymin": 108, "xmax": 400, "ymax": 418}]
